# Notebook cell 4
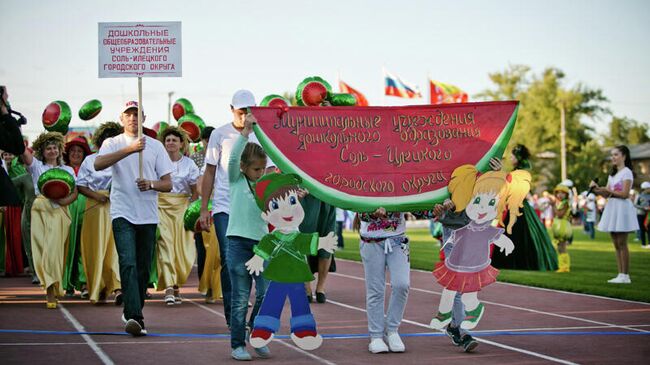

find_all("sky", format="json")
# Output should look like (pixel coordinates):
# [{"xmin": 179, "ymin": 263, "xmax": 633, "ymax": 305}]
[{"xmin": 1, "ymin": 0, "xmax": 649, "ymax": 142}]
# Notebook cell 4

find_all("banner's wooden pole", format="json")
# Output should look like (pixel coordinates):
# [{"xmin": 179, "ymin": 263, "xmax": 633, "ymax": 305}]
[{"xmin": 138, "ymin": 77, "xmax": 143, "ymax": 179}]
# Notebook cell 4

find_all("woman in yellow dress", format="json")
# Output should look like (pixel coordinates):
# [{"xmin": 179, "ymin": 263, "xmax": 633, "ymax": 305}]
[
  {"xmin": 157, "ymin": 127, "xmax": 199, "ymax": 305},
  {"xmin": 22, "ymin": 132, "xmax": 78, "ymax": 308},
  {"xmin": 77, "ymin": 122, "xmax": 124, "ymax": 304}
]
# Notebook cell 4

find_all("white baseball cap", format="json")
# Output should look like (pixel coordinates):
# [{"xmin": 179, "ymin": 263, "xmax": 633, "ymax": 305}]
[
  {"xmin": 231, "ymin": 89, "xmax": 256, "ymax": 110},
  {"xmin": 641, "ymin": 181, "xmax": 650, "ymax": 190},
  {"xmin": 561, "ymin": 179, "xmax": 574, "ymax": 188},
  {"xmin": 122, "ymin": 100, "xmax": 143, "ymax": 114}
]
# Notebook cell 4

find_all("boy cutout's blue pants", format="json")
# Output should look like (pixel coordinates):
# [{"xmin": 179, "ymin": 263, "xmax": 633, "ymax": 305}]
[{"xmin": 253, "ymin": 281, "xmax": 317, "ymax": 334}]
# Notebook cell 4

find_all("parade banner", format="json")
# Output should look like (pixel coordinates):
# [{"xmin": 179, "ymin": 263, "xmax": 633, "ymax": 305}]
[
  {"xmin": 98, "ymin": 21, "xmax": 182, "ymax": 78},
  {"xmin": 251, "ymin": 101, "xmax": 519, "ymax": 212}
]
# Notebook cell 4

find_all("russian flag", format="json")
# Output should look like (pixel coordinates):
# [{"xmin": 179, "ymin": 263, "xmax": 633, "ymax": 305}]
[
  {"xmin": 339, "ymin": 80, "xmax": 369, "ymax": 106},
  {"xmin": 384, "ymin": 69, "xmax": 422, "ymax": 99}
]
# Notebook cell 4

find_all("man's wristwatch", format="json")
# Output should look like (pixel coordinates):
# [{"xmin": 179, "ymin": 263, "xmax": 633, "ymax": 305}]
[{"xmin": 150, "ymin": 181, "xmax": 154, "ymax": 190}]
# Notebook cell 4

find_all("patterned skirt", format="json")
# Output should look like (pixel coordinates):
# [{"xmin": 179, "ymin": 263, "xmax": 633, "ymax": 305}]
[{"xmin": 433, "ymin": 262, "xmax": 499, "ymax": 293}]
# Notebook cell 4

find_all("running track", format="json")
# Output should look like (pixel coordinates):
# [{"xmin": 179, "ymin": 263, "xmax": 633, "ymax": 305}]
[{"xmin": 1, "ymin": 259, "xmax": 649, "ymax": 364}]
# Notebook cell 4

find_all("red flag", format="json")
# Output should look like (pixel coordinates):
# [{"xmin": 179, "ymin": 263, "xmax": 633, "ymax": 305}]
[
  {"xmin": 339, "ymin": 80, "xmax": 369, "ymax": 106},
  {"xmin": 429, "ymin": 79, "xmax": 468, "ymax": 104}
]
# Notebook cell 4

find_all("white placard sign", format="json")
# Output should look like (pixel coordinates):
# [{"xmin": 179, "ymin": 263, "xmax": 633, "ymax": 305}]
[{"xmin": 98, "ymin": 21, "xmax": 182, "ymax": 78}]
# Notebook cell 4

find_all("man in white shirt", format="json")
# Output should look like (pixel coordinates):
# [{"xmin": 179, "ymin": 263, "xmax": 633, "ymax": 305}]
[
  {"xmin": 198, "ymin": 90, "xmax": 258, "ymax": 328},
  {"xmin": 95, "ymin": 101, "xmax": 173, "ymax": 336}
]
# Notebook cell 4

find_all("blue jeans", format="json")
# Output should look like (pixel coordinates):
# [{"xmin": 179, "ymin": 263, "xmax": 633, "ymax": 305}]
[
  {"xmin": 585, "ymin": 221, "xmax": 595, "ymax": 240},
  {"xmin": 254, "ymin": 281, "xmax": 316, "ymax": 334},
  {"xmin": 213, "ymin": 213, "xmax": 232, "ymax": 326},
  {"xmin": 226, "ymin": 235, "xmax": 268, "ymax": 349},
  {"xmin": 112, "ymin": 218, "xmax": 156, "ymax": 322}
]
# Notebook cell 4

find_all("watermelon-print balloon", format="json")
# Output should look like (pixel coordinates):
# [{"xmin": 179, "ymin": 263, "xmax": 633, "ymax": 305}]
[
  {"xmin": 42, "ymin": 101, "xmax": 71, "ymax": 134},
  {"xmin": 184, "ymin": 199, "xmax": 212, "ymax": 232},
  {"xmin": 172, "ymin": 98, "xmax": 194, "ymax": 121},
  {"xmin": 152, "ymin": 121, "xmax": 168, "ymax": 137},
  {"xmin": 78, "ymin": 99, "xmax": 102, "ymax": 121},
  {"xmin": 328, "ymin": 93, "xmax": 357, "ymax": 106},
  {"xmin": 260, "ymin": 94, "xmax": 291, "ymax": 108},
  {"xmin": 178, "ymin": 113, "xmax": 205, "ymax": 143},
  {"xmin": 296, "ymin": 76, "xmax": 332, "ymax": 106},
  {"xmin": 37, "ymin": 168, "xmax": 75, "ymax": 200}
]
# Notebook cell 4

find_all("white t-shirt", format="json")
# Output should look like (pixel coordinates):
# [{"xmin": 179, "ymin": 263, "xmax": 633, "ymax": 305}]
[
  {"xmin": 204, "ymin": 123, "xmax": 263, "ymax": 214},
  {"xmin": 26, "ymin": 158, "xmax": 75, "ymax": 196},
  {"xmin": 76, "ymin": 153, "xmax": 112, "ymax": 191},
  {"xmin": 98, "ymin": 134, "xmax": 173, "ymax": 224},
  {"xmin": 606, "ymin": 167, "xmax": 633, "ymax": 193},
  {"xmin": 170, "ymin": 155, "xmax": 200, "ymax": 195},
  {"xmin": 585, "ymin": 201, "xmax": 597, "ymax": 222}
]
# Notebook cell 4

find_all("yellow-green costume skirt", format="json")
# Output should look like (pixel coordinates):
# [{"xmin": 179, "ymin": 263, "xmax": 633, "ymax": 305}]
[
  {"xmin": 156, "ymin": 193, "xmax": 196, "ymax": 290},
  {"xmin": 31, "ymin": 195, "xmax": 71, "ymax": 296},
  {"xmin": 552, "ymin": 217, "xmax": 573, "ymax": 243},
  {"xmin": 199, "ymin": 225, "xmax": 223, "ymax": 300},
  {"xmin": 80, "ymin": 191, "xmax": 121, "ymax": 302}
]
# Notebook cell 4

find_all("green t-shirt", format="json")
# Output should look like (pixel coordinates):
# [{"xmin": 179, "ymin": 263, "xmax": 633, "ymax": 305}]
[{"xmin": 253, "ymin": 230, "xmax": 318, "ymax": 283}]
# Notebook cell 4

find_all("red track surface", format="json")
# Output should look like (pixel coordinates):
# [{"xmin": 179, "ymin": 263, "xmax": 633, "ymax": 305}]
[{"xmin": 1, "ymin": 259, "xmax": 649, "ymax": 364}]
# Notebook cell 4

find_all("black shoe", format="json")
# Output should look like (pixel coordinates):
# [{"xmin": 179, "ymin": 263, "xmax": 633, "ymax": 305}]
[
  {"xmin": 114, "ymin": 291, "xmax": 123, "ymax": 306},
  {"xmin": 145, "ymin": 290, "xmax": 152, "ymax": 299},
  {"xmin": 31, "ymin": 276, "xmax": 40, "ymax": 285},
  {"xmin": 316, "ymin": 292, "xmax": 326, "ymax": 303},
  {"xmin": 460, "ymin": 335, "xmax": 478, "ymax": 353},
  {"xmin": 445, "ymin": 325, "xmax": 462, "ymax": 346},
  {"xmin": 307, "ymin": 294, "xmax": 313, "ymax": 303}
]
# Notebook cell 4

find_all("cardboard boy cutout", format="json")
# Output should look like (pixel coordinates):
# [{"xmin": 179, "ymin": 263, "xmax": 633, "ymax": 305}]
[
  {"xmin": 429, "ymin": 165, "xmax": 530, "ymax": 330},
  {"xmin": 245, "ymin": 173, "xmax": 337, "ymax": 350}
]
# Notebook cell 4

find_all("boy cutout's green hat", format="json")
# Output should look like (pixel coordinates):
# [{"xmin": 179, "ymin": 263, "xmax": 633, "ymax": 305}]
[{"xmin": 254, "ymin": 173, "xmax": 302, "ymax": 210}]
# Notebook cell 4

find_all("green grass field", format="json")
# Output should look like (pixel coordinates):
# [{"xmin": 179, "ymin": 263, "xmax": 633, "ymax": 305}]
[{"xmin": 337, "ymin": 226, "xmax": 650, "ymax": 303}]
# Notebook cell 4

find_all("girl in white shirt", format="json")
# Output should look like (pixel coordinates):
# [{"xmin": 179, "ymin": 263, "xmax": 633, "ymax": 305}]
[
  {"xmin": 590, "ymin": 145, "xmax": 639, "ymax": 284},
  {"xmin": 156, "ymin": 127, "xmax": 199, "ymax": 305},
  {"xmin": 22, "ymin": 132, "xmax": 78, "ymax": 308}
]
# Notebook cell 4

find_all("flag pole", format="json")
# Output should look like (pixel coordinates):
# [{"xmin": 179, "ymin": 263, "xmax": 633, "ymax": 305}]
[{"xmin": 137, "ymin": 76, "xmax": 143, "ymax": 179}]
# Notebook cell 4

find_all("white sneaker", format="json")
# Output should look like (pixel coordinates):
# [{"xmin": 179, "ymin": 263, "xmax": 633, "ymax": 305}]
[
  {"xmin": 368, "ymin": 337, "xmax": 389, "ymax": 354},
  {"xmin": 607, "ymin": 275, "xmax": 631, "ymax": 284},
  {"xmin": 385, "ymin": 332, "xmax": 405, "ymax": 352},
  {"xmin": 121, "ymin": 314, "xmax": 127, "ymax": 324}
]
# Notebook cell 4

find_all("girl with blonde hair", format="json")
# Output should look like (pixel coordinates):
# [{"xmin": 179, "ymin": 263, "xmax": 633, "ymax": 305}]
[{"xmin": 430, "ymin": 165, "xmax": 530, "ymax": 330}]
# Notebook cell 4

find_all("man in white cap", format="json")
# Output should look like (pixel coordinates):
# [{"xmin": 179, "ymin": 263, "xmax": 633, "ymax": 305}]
[
  {"xmin": 95, "ymin": 101, "xmax": 173, "ymax": 336},
  {"xmin": 198, "ymin": 89, "xmax": 259, "ymax": 339},
  {"xmin": 634, "ymin": 181, "xmax": 650, "ymax": 248}
]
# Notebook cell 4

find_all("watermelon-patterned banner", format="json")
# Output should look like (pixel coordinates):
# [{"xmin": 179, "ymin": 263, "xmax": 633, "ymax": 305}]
[{"xmin": 251, "ymin": 101, "xmax": 518, "ymax": 212}]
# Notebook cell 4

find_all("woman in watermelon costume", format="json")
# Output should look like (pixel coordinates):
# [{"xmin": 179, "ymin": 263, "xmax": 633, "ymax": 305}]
[
  {"xmin": 62, "ymin": 136, "xmax": 91, "ymax": 298},
  {"xmin": 22, "ymin": 132, "xmax": 77, "ymax": 308},
  {"xmin": 76, "ymin": 122, "xmax": 123, "ymax": 304},
  {"xmin": 490, "ymin": 145, "xmax": 558, "ymax": 271},
  {"xmin": 156, "ymin": 127, "xmax": 199, "ymax": 305},
  {"xmin": 430, "ymin": 166, "xmax": 531, "ymax": 331}
]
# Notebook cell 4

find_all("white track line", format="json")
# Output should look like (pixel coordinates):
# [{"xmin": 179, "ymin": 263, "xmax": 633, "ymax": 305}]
[
  {"xmin": 331, "ymin": 271, "xmax": 649, "ymax": 333},
  {"xmin": 58, "ymin": 304, "xmax": 114, "ymax": 365},
  {"xmin": 326, "ymin": 298, "xmax": 578, "ymax": 365},
  {"xmin": 186, "ymin": 299, "xmax": 337, "ymax": 365}
]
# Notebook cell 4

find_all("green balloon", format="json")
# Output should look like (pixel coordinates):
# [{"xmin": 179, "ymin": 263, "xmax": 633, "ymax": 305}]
[
  {"xmin": 78, "ymin": 99, "xmax": 103, "ymax": 121},
  {"xmin": 260, "ymin": 94, "xmax": 290, "ymax": 108},
  {"xmin": 37, "ymin": 168, "xmax": 75, "ymax": 200},
  {"xmin": 42, "ymin": 101, "xmax": 71, "ymax": 134},
  {"xmin": 296, "ymin": 76, "xmax": 332, "ymax": 106},
  {"xmin": 328, "ymin": 93, "xmax": 357, "ymax": 106},
  {"xmin": 184, "ymin": 199, "xmax": 212, "ymax": 232},
  {"xmin": 173, "ymin": 98, "xmax": 195, "ymax": 121},
  {"xmin": 178, "ymin": 113, "xmax": 206, "ymax": 143}
]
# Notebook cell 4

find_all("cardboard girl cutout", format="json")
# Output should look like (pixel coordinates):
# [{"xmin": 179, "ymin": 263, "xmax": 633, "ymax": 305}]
[
  {"xmin": 245, "ymin": 173, "xmax": 337, "ymax": 350},
  {"xmin": 429, "ymin": 165, "xmax": 530, "ymax": 330}
]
